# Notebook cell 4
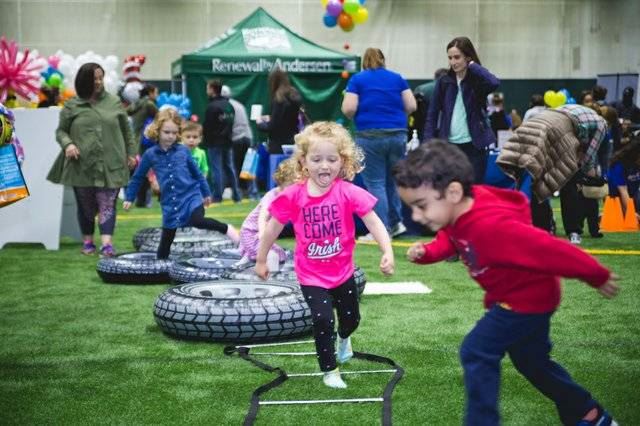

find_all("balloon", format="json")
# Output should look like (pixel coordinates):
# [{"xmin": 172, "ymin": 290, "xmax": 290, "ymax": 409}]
[
  {"xmin": 47, "ymin": 55, "xmax": 60, "ymax": 69},
  {"xmin": 326, "ymin": 0, "xmax": 343, "ymax": 17},
  {"xmin": 104, "ymin": 55, "xmax": 118, "ymax": 72},
  {"xmin": 343, "ymin": 0, "xmax": 360, "ymax": 14},
  {"xmin": 47, "ymin": 73, "xmax": 62, "ymax": 88},
  {"xmin": 352, "ymin": 6, "xmax": 369, "ymax": 24},
  {"xmin": 543, "ymin": 90, "xmax": 567, "ymax": 108},
  {"xmin": 359, "ymin": 0, "xmax": 366, "ymax": 4},
  {"xmin": 178, "ymin": 108, "xmax": 190, "ymax": 120},
  {"xmin": 543, "ymin": 91, "xmax": 555, "ymax": 107},
  {"xmin": 567, "ymin": 97, "xmax": 576, "ymax": 105},
  {"xmin": 337, "ymin": 12, "xmax": 353, "ymax": 30},
  {"xmin": 341, "ymin": 70, "xmax": 349, "ymax": 79},
  {"xmin": 343, "ymin": 43, "xmax": 350, "ymax": 50},
  {"xmin": 190, "ymin": 114, "xmax": 199, "ymax": 122},
  {"xmin": 61, "ymin": 87, "xmax": 75, "ymax": 101},
  {"xmin": 323, "ymin": 14, "xmax": 337, "ymax": 28},
  {"xmin": 556, "ymin": 91, "xmax": 567, "ymax": 107},
  {"xmin": 321, "ymin": 0, "xmax": 329, "ymax": 6},
  {"xmin": 157, "ymin": 92, "xmax": 169, "ymax": 107}
]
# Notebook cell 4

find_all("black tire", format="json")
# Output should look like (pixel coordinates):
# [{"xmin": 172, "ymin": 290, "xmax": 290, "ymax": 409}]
[
  {"xmin": 132, "ymin": 227, "xmax": 228, "ymax": 251},
  {"xmin": 223, "ymin": 265, "xmax": 367, "ymax": 297},
  {"xmin": 169, "ymin": 257, "xmax": 244, "ymax": 284},
  {"xmin": 153, "ymin": 280, "xmax": 312, "ymax": 343},
  {"xmin": 96, "ymin": 252, "xmax": 174, "ymax": 284},
  {"xmin": 222, "ymin": 261, "xmax": 294, "ymax": 282},
  {"xmin": 138, "ymin": 237, "xmax": 235, "ymax": 258},
  {"xmin": 217, "ymin": 247, "xmax": 243, "ymax": 260}
]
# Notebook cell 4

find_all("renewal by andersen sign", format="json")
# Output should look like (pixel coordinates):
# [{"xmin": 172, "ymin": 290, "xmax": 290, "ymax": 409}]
[
  {"xmin": 208, "ymin": 26, "xmax": 348, "ymax": 74},
  {"xmin": 211, "ymin": 57, "xmax": 339, "ymax": 73}
]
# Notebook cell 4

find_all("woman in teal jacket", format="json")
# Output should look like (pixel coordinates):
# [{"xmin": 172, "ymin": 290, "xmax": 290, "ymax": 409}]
[{"xmin": 48, "ymin": 62, "xmax": 137, "ymax": 256}]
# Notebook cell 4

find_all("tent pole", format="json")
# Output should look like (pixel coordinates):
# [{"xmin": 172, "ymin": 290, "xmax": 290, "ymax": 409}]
[{"xmin": 181, "ymin": 74, "xmax": 186, "ymax": 97}]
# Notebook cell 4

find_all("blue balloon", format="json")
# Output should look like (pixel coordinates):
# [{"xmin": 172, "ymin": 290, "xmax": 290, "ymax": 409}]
[
  {"xmin": 323, "ymin": 14, "xmax": 337, "ymax": 28},
  {"xmin": 359, "ymin": 0, "xmax": 366, "ymax": 4},
  {"xmin": 567, "ymin": 97, "xmax": 576, "ymax": 105},
  {"xmin": 178, "ymin": 108, "xmax": 190, "ymax": 120},
  {"xmin": 168, "ymin": 93, "xmax": 181, "ymax": 106},
  {"xmin": 156, "ymin": 92, "xmax": 169, "ymax": 107},
  {"xmin": 559, "ymin": 88, "xmax": 571, "ymax": 99}
]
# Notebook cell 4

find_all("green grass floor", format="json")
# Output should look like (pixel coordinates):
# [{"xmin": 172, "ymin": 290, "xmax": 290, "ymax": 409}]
[{"xmin": 1, "ymin": 199, "xmax": 639, "ymax": 425}]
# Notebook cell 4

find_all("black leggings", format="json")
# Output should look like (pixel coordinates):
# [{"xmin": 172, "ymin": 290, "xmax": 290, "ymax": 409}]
[
  {"xmin": 300, "ymin": 276, "xmax": 360, "ymax": 372},
  {"xmin": 157, "ymin": 205, "xmax": 229, "ymax": 259}
]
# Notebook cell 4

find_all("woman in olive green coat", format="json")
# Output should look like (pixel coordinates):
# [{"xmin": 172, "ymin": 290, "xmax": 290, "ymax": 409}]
[{"xmin": 48, "ymin": 62, "xmax": 137, "ymax": 256}]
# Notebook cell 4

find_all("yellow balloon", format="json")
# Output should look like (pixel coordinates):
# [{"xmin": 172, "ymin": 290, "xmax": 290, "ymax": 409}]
[
  {"xmin": 353, "ymin": 7, "xmax": 369, "ymax": 24},
  {"xmin": 543, "ymin": 90, "xmax": 555, "ymax": 107},
  {"xmin": 321, "ymin": 0, "xmax": 329, "ymax": 7}
]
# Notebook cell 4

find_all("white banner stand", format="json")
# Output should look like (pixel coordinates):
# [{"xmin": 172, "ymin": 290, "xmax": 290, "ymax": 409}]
[{"xmin": 0, "ymin": 107, "xmax": 81, "ymax": 250}]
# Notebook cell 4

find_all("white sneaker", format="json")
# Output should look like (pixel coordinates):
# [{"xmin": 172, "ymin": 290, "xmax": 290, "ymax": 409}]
[
  {"xmin": 337, "ymin": 335, "xmax": 353, "ymax": 364},
  {"xmin": 322, "ymin": 368, "xmax": 347, "ymax": 389},
  {"xmin": 391, "ymin": 222, "xmax": 407, "ymax": 237},
  {"xmin": 569, "ymin": 232, "xmax": 582, "ymax": 245},
  {"xmin": 357, "ymin": 233, "xmax": 376, "ymax": 242},
  {"xmin": 222, "ymin": 187, "xmax": 232, "ymax": 200}
]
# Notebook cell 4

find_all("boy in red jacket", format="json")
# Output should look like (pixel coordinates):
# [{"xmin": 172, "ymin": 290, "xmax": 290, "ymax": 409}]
[{"xmin": 393, "ymin": 140, "xmax": 619, "ymax": 426}]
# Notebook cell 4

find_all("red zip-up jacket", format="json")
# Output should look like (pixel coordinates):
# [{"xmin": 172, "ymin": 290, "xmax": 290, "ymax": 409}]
[{"xmin": 414, "ymin": 185, "xmax": 611, "ymax": 313}]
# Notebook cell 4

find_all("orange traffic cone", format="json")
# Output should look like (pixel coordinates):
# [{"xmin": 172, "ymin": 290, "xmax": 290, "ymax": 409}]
[
  {"xmin": 622, "ymin": 199, "xmax": 640, "ymax": 231},
  {"xmin": 600, "ymin": 196, "xmax": 626, "ymax": 232}
]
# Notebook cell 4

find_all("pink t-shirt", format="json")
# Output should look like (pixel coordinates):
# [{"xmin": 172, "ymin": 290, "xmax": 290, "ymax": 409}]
[{"xmin": 269, "ymin": 179, "xmax": 377, "ymax": 289}]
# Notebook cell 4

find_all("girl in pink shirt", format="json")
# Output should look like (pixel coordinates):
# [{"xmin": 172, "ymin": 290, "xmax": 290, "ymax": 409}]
[
  {"xmin": 256, "ymin": 121, "xmax": 395, "ymax": 389},
  {"xmin": 237, "ymin": 159, "xmax": 298, "ymax": 266}
]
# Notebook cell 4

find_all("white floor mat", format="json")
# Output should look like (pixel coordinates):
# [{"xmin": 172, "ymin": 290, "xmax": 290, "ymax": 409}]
[{"xmin": 363, "ymin": 281, "xmax": 432, "ymax": 295}]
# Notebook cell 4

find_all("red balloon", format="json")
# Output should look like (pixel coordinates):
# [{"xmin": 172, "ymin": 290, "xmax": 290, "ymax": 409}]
[
  {"xmin": 190, "ymin": 114, "xmax": 199, "ymax": 122},
  {"xmin": 343, "ymin": 43, "xmax": 350, "ymax": 50},
  {"xmin": 341, "ymin": 70, "xmax": 349, "ymax": 79}
]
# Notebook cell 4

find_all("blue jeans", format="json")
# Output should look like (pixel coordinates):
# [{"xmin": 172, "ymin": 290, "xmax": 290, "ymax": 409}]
[
  {"xmin": 207, "ymin": 146, "xmax": 241, "ymax": 202},
  {"xmin": 355, "ymin": 131, "xmax": 406, "ymax": 231},
  {"xmin": 460, "ymin": 305, "xmax": 597, "ymax": 426}
]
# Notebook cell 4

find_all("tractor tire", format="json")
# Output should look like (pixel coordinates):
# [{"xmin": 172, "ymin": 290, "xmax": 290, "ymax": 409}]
[
  {"xmin": 169, "ymin": 257, "xmax": 244, "ymax": 284},
  {"xmin": 96, "ymin": 252, "xmax": 173, "ymax": 284},
  {"xmin": 153, "ymin": 280, "xmax": 312, "ymax": 343}
]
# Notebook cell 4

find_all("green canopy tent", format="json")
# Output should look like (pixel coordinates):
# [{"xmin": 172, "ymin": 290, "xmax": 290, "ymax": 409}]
[{"xmin": 171, "ymin": 7, "xmax": 360, "ymax": 131}]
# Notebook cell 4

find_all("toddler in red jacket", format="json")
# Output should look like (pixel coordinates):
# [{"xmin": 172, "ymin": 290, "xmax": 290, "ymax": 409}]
[{"xmin": 393, "ymin": 140, "xmax": 619, "ymax": 426}]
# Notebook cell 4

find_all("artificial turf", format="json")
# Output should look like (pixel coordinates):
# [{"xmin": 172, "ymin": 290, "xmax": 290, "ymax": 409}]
[{"xmin": 0, "ymin": 199, "xmax": 638, "ymax": 425}]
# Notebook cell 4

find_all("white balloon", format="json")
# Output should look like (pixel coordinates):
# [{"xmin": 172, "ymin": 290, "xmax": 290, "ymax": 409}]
[{"xmin": 104, "ymin": 55, "xmax": 118, "ymax": 72}]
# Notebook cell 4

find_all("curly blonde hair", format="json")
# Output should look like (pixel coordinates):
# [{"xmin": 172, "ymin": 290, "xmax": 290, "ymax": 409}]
[
  {"xmin": 272, "ymin": 158, "xmax": 300, "ymax": 188},
  {"xmin": 292, "ymin": 121, "xmax": 364, "ymax": 181},
  {"xmin": 144, "ymin": 108, "xmax": 182, "ymax": 141}
]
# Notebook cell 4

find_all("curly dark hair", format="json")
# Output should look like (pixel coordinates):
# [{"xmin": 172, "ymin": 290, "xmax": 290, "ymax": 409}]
[{"xmin": 392, "ymin": 140, "xmax": 474, "ymax": 197}]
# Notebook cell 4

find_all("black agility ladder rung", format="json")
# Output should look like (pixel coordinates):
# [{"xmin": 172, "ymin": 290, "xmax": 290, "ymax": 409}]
[{"xmin": 224, "ymin": 342, "xmax": 404, "ymax": 426}]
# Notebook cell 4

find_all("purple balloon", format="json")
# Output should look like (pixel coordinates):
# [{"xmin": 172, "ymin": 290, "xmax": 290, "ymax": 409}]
[
  {"xmin": 323, "ymin": 13, "xmax": 338, "ymax": 28},
  {"xmin": 326, "ymin": 0, "xmax": 343, "ymax": 17}
]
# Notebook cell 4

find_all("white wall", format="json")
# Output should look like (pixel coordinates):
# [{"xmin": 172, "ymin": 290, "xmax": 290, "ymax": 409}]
[{"xmin": 1, "ymin": 0, "xmax": 638, "ymax": 80}]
